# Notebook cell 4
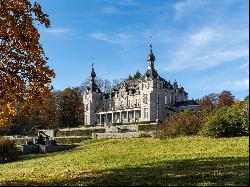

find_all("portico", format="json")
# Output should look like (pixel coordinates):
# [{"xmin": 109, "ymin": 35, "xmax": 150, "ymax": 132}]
[{"xmin": 97, "ymin": 108, "xmax": 141, "ymax": 125}]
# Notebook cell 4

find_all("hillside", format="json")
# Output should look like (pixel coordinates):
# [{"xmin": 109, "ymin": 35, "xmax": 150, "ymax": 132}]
[{"xmin": 0, "ymin": 136, "xmax": 248, "ymax": 186}]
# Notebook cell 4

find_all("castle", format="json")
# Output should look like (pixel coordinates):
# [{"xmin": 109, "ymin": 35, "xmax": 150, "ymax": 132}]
[{"xmin": 83, "ymin": 44, "xmax": 201, "ymax": 126}]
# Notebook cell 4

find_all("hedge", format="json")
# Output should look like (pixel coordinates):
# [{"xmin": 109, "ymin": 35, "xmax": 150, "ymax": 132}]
[
  {"xmin": 56, "ymin": 128, "xmax": 106, "ymax": 137},
  {"xmin": 54, "ymin": 137, "xmax": 90, "ymax": 144}
]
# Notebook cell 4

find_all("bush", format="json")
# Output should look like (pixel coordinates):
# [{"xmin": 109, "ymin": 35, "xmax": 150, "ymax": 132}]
[
  {"xmin": 0, "ymin": 138, "xmax": 20, "ymax": 163},
  {"xmin": 139, "ymin": 133, "xmax": 152, "ymax": 138},
  {"xmin": 200, "ymin": 100, "xmax": 249, "ymax": 137},
  {"xmin": 138, "ymin": 124, "xmax": 159, "ymax": 131},
  {"xmin": 157, "ymin": 110, "xmax": 207, "ymax": 138}
]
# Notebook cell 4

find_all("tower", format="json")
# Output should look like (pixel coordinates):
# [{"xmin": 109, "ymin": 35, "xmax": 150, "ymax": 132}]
[
  {"xmin": 143, "ymin": 44, "xmax": 158, "ymax": 80},
  {"xmin": 83, "ymin": 63, "xmax": 102, "ymax": 125}
]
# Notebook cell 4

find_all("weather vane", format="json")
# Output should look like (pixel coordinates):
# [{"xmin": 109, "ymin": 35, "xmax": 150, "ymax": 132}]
[{"xmin": 149, "ymin": 35, "xmax": 153, "ymax": 50}]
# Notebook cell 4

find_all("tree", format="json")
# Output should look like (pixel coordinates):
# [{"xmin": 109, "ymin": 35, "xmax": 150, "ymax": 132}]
[
  {"xmin": 81, "ymin": 77, "xmax": 123, "ymax": 94},
  {"xmin": 7, "ymin": 91, "xmax": 59, "ymax": 135},
  {"xmin": 112, "ymin": 78, "xmax": 124, "ymax": 87},
  {"xmin": 0, "ymin": 0, "xmax": 55, "ymax": 126},
  {"xmin": 218, "ymin": 90, "xmax": 235, "ymax": 108},
  {"xmin": 58, "ymin": 87, "xmax": 84, "ymax": 128},
  {"xmin": 198, "ymin": 93, "xmax": 218, "ymax": 111},
  {"xmin": 199, "ymin": 99, "xmax": 248, "ymax": 137}
]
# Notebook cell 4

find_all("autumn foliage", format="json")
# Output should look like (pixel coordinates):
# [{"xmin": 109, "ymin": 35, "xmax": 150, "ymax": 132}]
[
  {"xmin": 157, "ymin": 110, "xmax": 207, "ymax": 138},
  {"xmin": 158, "ymin": 90, "xmax": 248, "ymax": 138},
  {"xmin": 0, "ymin": 0, "xmax": 55, "ymax": 126}
]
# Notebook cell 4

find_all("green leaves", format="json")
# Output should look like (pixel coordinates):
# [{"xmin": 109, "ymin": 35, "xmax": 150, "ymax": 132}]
[{"xmin": 199, "ymin": 99, "xmax": 249, "ymax": 137}]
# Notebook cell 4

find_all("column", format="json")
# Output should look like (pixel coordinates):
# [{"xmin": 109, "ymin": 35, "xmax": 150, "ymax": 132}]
[
  {"xmin": 126, "ymin": 111, "xmax": 129, "ymax": 122},
  {"xmin": 120, "ymin": 112, "xmax": 122, "ymax": 123},
  {"xmin": 134, "ymin": 110, "xmax": 136, "ymax": 122},
  {"xmin": 112, "ymin": 112, "xmax": 114, "ymax": 124}
]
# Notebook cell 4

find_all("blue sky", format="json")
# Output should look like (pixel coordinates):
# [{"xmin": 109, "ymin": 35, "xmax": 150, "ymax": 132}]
[{"xmin": 34, "ymin": 0, "xmax": 248, "ymax": 100}]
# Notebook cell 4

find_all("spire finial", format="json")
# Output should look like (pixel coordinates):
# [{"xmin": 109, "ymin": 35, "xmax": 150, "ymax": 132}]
[
  {"xmin": 91, "ymin": 56, "xmax": 95, "ymax": 67},
  {"xmin": 90, "ymin": 57, "xmax": 96, "ymax": 80}
]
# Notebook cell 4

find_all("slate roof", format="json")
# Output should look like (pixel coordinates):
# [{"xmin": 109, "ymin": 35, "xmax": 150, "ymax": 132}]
[{"xmin": 172, "ymin": 100, "xmax": 199, "ymax": 107}]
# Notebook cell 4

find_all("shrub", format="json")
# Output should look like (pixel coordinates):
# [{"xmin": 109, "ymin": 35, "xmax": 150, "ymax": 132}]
[
  {"xmin": 0, "ymin": 138, "xmax": 20, "ymax": 163},
  {"xmin": 54, "ymin": 137, "xmax": 90, "ymax": 144},
  {"xmin": 139, "ymin": 133, "xmax": 152, "ymax": 138},
  {"xmin": 138, "ymin": 124, "xmax": 159, "ymax": 131},
  {"xmin": 157, "ymin": 110, "xmax": 207, "ymax": 138},
  {"xmin": 199, "ymin": 100, "xmax": 249, "ymax": 137}
]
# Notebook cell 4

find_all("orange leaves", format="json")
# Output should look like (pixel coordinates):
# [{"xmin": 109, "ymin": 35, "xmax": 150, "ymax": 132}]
[
  {"xmin": 0, "ymin": 0, "xmax": 55, "ymax": 126},
  {"xmin": 0, "ymin": 102, "xmax": 17, "ymax": 127}
]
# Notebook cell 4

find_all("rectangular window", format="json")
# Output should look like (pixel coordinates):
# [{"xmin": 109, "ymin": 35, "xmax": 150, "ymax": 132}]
[
  {"xmin": 165, "ymin": 96, "xmax": 167, "ymax": 104},
  {"xmin": 157, "ymin": 95, "xmax": 160, "ymax": 104},
  {"xmin": 143, "ymin": 94, "xmax": 148, "ymax": 104},
  {"xmin": 85, "ymin": 115, "xmax": 88, "ymax": 124},
  {"xmin": 144, "ymin": 108, "xmax": 148, "ymax": 119}
]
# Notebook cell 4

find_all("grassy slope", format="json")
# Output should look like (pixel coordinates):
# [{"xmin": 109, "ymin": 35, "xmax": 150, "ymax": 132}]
[{"xmin": 0, "ymin": 136, "xmax": 248, "ymax": 186}]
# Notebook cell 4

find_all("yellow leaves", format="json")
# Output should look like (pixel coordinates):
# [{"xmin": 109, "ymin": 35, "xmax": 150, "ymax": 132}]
[
  {"xmin": 0, "ymin": 0, "xmax": 54, "ymax": 127},
  {"xmin": 0, "ymin": 103, "xmax": 17, "ymax": 127}
]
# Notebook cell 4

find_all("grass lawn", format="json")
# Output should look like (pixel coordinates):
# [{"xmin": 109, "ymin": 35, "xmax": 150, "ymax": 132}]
[{"xmin": 0, "ymin": 136, "xmax": 248, "ymax": 186}]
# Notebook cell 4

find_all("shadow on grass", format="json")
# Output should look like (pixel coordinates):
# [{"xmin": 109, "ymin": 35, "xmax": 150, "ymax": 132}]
[{"xmin": 1, "ymin": 156, "xmax": 249, "ymax": 186}]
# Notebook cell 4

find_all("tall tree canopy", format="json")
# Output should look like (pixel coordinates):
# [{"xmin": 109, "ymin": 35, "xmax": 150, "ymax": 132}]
[{"xmin": 0, "ymin": 0, "xmax": 55, "ymax": 126}]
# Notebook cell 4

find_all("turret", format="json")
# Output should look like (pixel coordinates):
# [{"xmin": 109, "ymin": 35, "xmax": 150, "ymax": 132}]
[
  {"xmin": 143, "ymin": 44, "xmax": 159, "ymax": 80},
  {"xmin": 87, "ymin": 63, "xmax": 101, "ymax": 93}
]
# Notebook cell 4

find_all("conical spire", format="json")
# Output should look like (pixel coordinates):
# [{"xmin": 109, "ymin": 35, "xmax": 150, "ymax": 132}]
[
  {"xmin": 88, "ymin": 63, "xmax": 101, "ymax": 93},
  {"xmin": 90, "ymin": 63, "xmax": 96, "ymax": 81}
]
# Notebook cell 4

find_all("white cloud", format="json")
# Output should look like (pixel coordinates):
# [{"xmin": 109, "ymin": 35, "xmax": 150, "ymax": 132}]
[
  {"xmin": 164, "ymin": 26, "xmax": 249, "ymax": 72},
  {"xmin": 174, "ymin": 0, "xmax": 204, "ymax": 20},
  {"xmin": 118, "ymin": 0, "xmax": 136, "ymax": 6},
  {"xmin": 102, "ymin": 7, "xmax": 119, "ymax": 14},
  {"xmin": 43, "ymin": 28, "xmax": 69, "ymax": 35},
  {"xmin": 202, "ymin": 85, "xmax": 211, "ymax": 91},
  {"xmin": 233, "ymin": 78, "xmax": 249, "ymax": 90},
  {"xmin": 200, "ymin": 78, "xmax": 249, "ymax": 94},
  {"xmin": 190, "ymin": 28, "xmax": 217, "ymax": 46},
  {"xmin": 89, "ymin": 32, "xmax": 135, "ymax": 44},
  {"xmin": 238, "ymin": 63, "xmax": 249, "ymax": 69}
]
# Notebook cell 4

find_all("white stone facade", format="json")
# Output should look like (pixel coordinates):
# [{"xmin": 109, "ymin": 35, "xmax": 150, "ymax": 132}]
[{"xmin": 83, "ymin": 45, "xmax": 190, "ymax": 126}]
